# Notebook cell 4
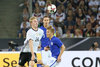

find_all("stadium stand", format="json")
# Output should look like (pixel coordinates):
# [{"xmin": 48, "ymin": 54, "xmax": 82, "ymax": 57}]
[{"xmin": 0, "ymin": 0, "xmax": 24, "ymax": 38}]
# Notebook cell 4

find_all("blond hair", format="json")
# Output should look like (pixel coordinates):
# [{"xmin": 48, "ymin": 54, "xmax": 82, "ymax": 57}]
[
  {"xmin": 29, "ymin": 17, "xmax": 37, "ymax": 23},
  {"xmin": 75, "ymin": 29, "xmax": 82, "ymax": 35},
  {"xmin": 47, "ymin": 25, "xmax": 54, "ymax": 35}
]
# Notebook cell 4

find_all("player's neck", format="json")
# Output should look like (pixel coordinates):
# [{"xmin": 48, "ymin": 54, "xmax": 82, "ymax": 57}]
[
  {"xmin": 32, "ymin": 27, "xmax": 38, "ymax": 31},
  {"xmin": 50, "ymin": 35, "xmax": 53, "ymax": 40},
  {"xmin": 44, "ymin": 25, "xmax": 49, "ymax": 29}
]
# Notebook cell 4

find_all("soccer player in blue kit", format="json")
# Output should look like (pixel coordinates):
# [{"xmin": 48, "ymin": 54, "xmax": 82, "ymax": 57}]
[
  {"xmin": 40, "ymin": 16, "xmax": 56, "ymax": 50},
  {"xmin": 46, "ymin": 25, "xmax": 65, "ymax": 67}
]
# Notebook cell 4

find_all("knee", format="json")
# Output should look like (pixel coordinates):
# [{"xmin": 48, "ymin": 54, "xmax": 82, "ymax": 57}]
[
  {"xmin": 29, "ymin": 61, "xmax": 35, "ymax": 66},
  {"xmin": 37, "ymin": 60, "xmax": 43, "ymax": 64}
]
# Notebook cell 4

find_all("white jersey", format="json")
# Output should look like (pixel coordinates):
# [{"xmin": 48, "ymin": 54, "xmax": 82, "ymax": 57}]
[
  {"xmin": 21, "ymin": 28, "xmax": 44, "ymax": 53},
  {"xmin": 41, "ymin": 50, "xmax": 52, "ymax": 65},
  {"xmin": 41, "ymin": 50, "xmax": 57, "ymax": 67}
]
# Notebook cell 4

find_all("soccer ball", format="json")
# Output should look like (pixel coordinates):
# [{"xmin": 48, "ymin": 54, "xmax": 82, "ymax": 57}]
[{"xmin": 47, "ymin": 4, "xmax": 56, "ymax": 14}]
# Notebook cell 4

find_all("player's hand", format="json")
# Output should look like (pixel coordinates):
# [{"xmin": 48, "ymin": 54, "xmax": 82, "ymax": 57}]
[
  {"xmin": 31, "ymin": 54, "xmax": 35, "ymax": 61},
  {"xmin": 57, "ymin": 56, "xmax": 61, "ymax": 62},
  {"xmin": 38, "ymin": 45, "xmax": 41, "ymax": 50}
]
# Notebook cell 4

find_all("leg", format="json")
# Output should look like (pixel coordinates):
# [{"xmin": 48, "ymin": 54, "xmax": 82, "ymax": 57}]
[
  {"xmin": 37, "ymin": 60, "xmax": 43, "ymax": 65},
  {"xmin": 29, "ymin": 61, "xmax": 35, "ymax": 67},
  {"xmin": 37, "ymin": 60, "xmax": 45, "ymax": 67},
  {"xmin": 47, "ymin": 57, "xmax": 57, "ymax": 67},
  {"xmin": 18, "ymin": 52, "xmax": 28, "ymax": 67},
  {"xmin": 29, "ymin": 53, "xmax": 37, "ymax": 67}
]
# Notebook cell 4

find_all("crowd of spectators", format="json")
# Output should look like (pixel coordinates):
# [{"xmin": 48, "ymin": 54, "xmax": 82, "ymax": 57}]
[
  {"xmin": 18, "ymin": 0, "xmax": 30, "ymax": 38},
  {"xmin": 18, "ymin": 0, "xmax": 100, "ymax": 38}
]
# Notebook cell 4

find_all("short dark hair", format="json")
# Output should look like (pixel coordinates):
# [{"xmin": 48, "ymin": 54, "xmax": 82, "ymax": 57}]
[
  {"xmin": 47, "ymin": 25, "xmax": 54, "ymax": 35},
  {"xmin": 43, "ymin": 16, "xmax": 50, "ymax": 20}
]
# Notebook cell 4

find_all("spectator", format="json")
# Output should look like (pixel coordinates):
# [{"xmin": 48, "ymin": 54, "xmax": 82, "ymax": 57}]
[
  {"xmin": 54, "ymin": 8, "xmax": 66, "ymax": 33},
  {"xmin": 79, "ymin": 0, "xmax": 87, "ymax": 15},
  {"xmin": 64, "ymin": 16, "xmax": 76, "ymax": 31},
  {"xmin": 33, "ymin": 2, "xmax": 40, "ymax": 10},
  {"xmin": 24, "ymin": 0, "xmax": 29, "ymax": 8},
  {"xmin": 74, "ymin": 28, "xmax": 83, "ymax": 38},
  {"xmin": 17, "ymin": 0, "xmax": 100, "ymax": 38},
  {"xmin": 83, "ymin": 23, "xmax": 95, "ymax": 37},
  {"xmin": 22, "ymin": 8, "xmax": 29, "ymax": 19},
  {"xmin": 96, "ymin": 26, "xmax": 100, "ymax": 37},
  {"xmin": 54, "ymin": 17, "xmax": 63, "ymax": 37},
  {"xmin": 68, "ymin": 0, "xmax": 77, "ymax": 9},
  {"xmin": 32, "ymin": 8, "xmax": 43, "ymax": 24},
  {"xmin": 18, "ymin": 22, "xmax": 29, "ymax": 38},
  {"xmin": 19, "ymin": 0, "xmax": 29, "ymax": 8},
  {"xmin": 88, "ymin": 0, "xmax": 99, "ymax": 13},
  {"xmin": 86, "ymin": 9, "xmax": 93, "ymax": 22},
  {"xmin": 89, "ymin": 14, "xmax": 98, "ymax": 29},
  {"xmin": 97, "ymin": 7, "xmax": 100, "ymax": 25},
  {"xmin": 44, "ymin": 1, "xmax": 52, "ymax": 12},
  {"xmin": 32, "ymin": 0, "xmax": 36, "ymax": 9},
  {"xmin": 65, "ymin": 3, "xmax": 75, "ymax": 14},
  {"xmin": 58, "ymin": 5, "xmax": 65, "ymax": 12},
  {"xmin": 20, "ymin": 16, "xmax": 30, "ymax": 29},
  {"xmin": 37, "ymin": 0, "xmax": 46, "ymax": 12},
  {"xmin": 54, "ymin": 6, "xmax": 66, "ymax": 23},
  {"xmin": 89, "ymin": 41, "xmax": 100, "ymax": 51},
  {"xmin": 66, "ymin": 9, "xmax": 76, "ymax": 21},
  {"xmin": 76, "ymin": 17, "xmax": 84, "ymax": 30},
  {"xmin": 76, "ymin": 8, "xmax": 86, "ymax": 25},
  {"xmin": 56, "ymin": 0, "xmax": 67, "ymax": 7},
  {"xmin": 62, "ymin": 29, "xmax": 74, "ymax": 38}
]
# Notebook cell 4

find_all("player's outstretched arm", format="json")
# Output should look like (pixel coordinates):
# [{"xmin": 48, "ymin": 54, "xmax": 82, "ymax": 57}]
[
  {"xmin": 57, "ymin": 44, "xmax": 65, "ymax": 62},
  {"xmin": 29, "ymin": 39, "xmax": 35, "ymax": 60},
  {"xmin": 38, "ymin": 42, "xmax": 41, "ymax": 50},
  {"xmin": 29, "ymin": 39, "xmax": 35, "ymax": 67}
]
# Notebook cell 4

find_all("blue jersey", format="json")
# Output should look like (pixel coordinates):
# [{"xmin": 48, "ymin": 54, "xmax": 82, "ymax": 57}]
[
  {"xmin": 40, "ymin": 26, "xmax": 50, "ymax": 50},
  {"xmin": 49, "ymin": 36, "xmax": 63, "ymax": 59}
]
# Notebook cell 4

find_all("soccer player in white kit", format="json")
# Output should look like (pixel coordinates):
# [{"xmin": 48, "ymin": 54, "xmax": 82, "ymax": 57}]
[
  {"xmin": 17, "ymin": 17, "xmax": 44, "ymax": 67},
  {"xmin": 41, "ymin": 46, "xmax": 52, "ymax": 67}
]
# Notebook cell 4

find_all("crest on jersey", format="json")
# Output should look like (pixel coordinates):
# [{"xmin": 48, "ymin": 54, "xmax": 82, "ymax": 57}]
[
  {"xmin": 36, "ymin": 33, "xmax": 39, "ymax": 36},
  {"xmin": 51, "ymin": 42, "xmax": 53, "ymax": 45}
]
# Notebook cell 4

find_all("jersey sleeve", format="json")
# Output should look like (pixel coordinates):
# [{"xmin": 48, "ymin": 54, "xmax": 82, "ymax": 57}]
[
  {"xmin": 42, "ymin": 30, "xmax": 44, "ymax": 37},
  {"xmin": 55, "ymin": 38, "xmax": 63, "ymax": 48},
  {"xmin": 26, "ymin": 30, "xmax": 34, "ymax": 41},
  {"xmin": 49, "ymin": 50, "xmax": 52, "ymax": 57},
  {"xmin": 41, "ymin": 29, "xmax": 44, "ymax": 38}
]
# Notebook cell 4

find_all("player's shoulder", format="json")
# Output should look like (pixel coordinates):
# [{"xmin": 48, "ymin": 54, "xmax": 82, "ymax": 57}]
[
  {"xmin": 27, "ymin": 28, "xmax": 33, "ymax": 33},
  {"xmin": 38, "ymin": 28, "xmax": 43, "ymax": 33},
  {"xmin": 53, "ymin": 36, "xmax": 59, "ymax": 39},
  {"xmin": 40, "ymin": 26, "xmax": 45, "ymax": 30},
  {"xmin": 52, "ymin": 36, "xmax": 60, "ymax": 41}
]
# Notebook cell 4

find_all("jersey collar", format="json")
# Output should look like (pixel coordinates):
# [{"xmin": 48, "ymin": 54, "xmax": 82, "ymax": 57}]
[{"xmin": 31, "ymin": 28, "xmax": 38, "ymax": 31}]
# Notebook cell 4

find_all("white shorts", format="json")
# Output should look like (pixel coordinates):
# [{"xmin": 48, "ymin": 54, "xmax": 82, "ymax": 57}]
[{"xmin": 47, "ymin": 57, "xmax": 57, "ymax": 67}]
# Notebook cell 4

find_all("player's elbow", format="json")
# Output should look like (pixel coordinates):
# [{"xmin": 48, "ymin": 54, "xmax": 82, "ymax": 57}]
[{"xmin": 62, "ymin": 44, "xmax": 65, "ymax": 51}]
